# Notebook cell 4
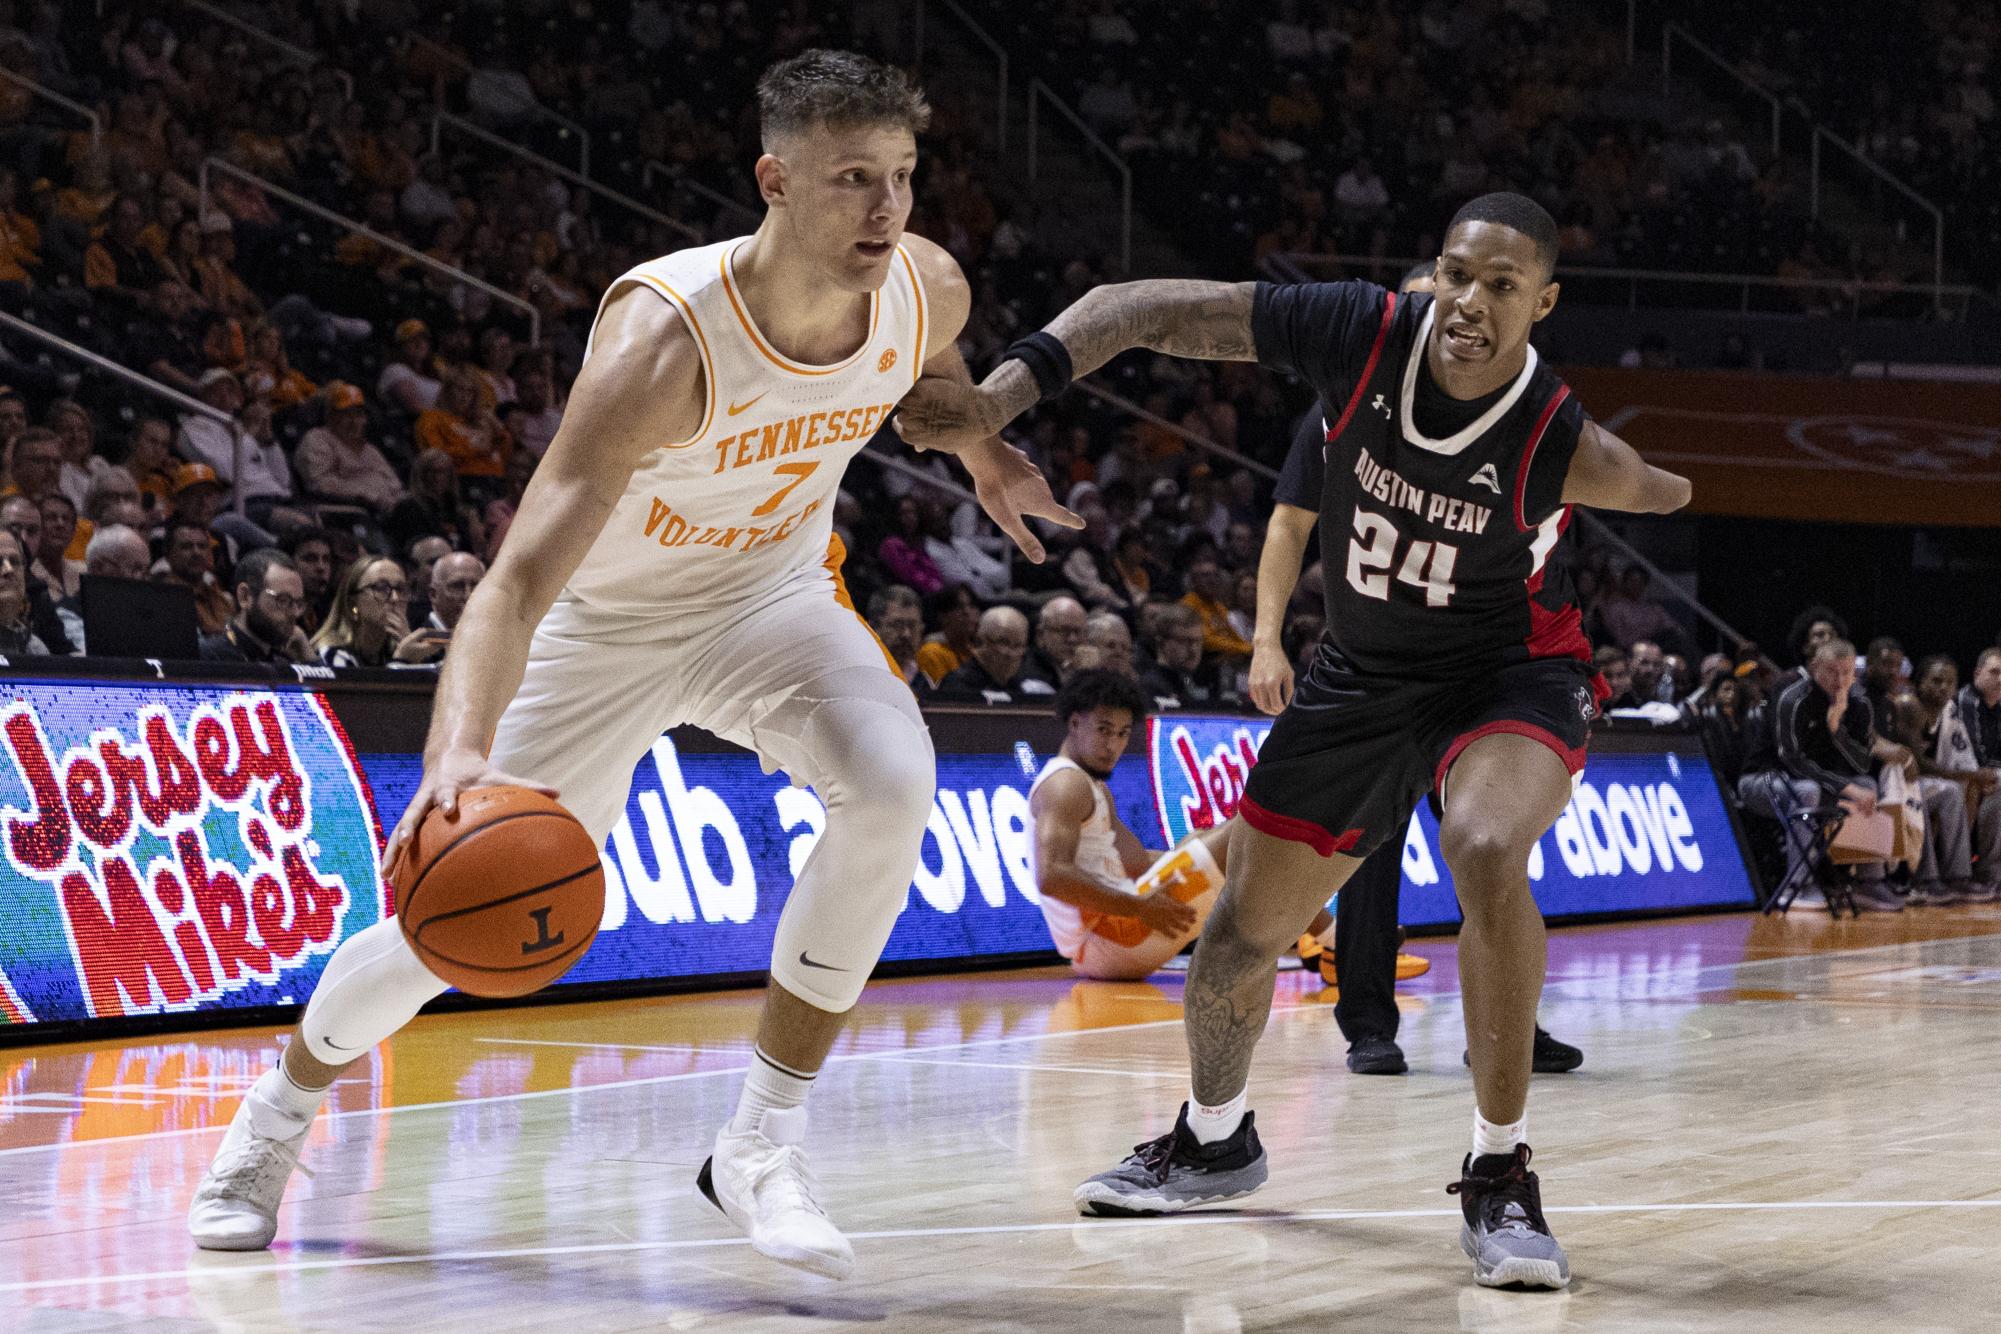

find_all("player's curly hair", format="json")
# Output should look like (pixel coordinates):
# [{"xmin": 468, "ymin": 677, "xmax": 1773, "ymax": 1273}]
[
  {"xmin": 1055, "ymin": 668, "xmax": 1152, "ymax": 725},
  {"xmin": 757, "ymin": 49, "xmax": 932, "ymax": 148},
  {"xmin": 1447, "ymin": 192, "xmax": 1559, "ymax": 276}
]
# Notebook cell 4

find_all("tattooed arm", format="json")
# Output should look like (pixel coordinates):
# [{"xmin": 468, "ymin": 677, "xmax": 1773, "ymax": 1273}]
[{"xmin": 896, "ymin": 280, "xmax": 1257, "ymax": 452}]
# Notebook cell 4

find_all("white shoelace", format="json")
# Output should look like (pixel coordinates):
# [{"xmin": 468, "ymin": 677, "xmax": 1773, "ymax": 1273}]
[
  {"xmin": 744, "ymin": 1143, "xmax": 829, "ymax": 1220},
  {"xmin": 199, "ymin": 1129, "xmax": 315, "ymax": 1205}
]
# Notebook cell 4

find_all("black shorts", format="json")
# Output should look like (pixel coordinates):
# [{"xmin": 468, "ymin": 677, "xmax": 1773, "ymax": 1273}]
[{"xmin": 1239, "ymin": 654, "xmax": 1601, "ymax": 858}]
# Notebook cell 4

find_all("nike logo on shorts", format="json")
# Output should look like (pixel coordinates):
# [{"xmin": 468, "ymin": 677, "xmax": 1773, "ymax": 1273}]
[
  {"xmin": 728, "ymin": 392, "xmax": 767, "ymax": 416},
  {"xmin": 797, "ymin": 951, "xmax": 847, "ymax": 971}
]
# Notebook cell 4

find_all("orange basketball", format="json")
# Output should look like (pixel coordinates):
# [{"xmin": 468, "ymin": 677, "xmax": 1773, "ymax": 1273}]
[{"xmin": 388, "ymin": 785, "xmax": 605, "ymax": 998}]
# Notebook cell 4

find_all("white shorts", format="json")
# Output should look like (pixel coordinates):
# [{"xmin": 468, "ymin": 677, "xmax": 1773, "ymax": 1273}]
[
  {"xmin": 489, "ymin": 562, "xmax": 902, "ymax": 846},
  {"xmin": 1066, "ymin": 840, "xmax": 1222, "ymax": 981}
]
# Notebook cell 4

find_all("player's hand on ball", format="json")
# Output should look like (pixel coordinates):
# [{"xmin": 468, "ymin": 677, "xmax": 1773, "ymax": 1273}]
[
  {"xmin": 1136, "ymin": 891, "xmax": 1198, "ymax": 938},
  {"xmin": 384, "ymin": 746, "xmax": 558, "ymax": 871},
  {"xmin": 959, "ymin": 437, "xmax": 1083, "ymax": 564},
  {"xmin": 1248, "ymin": 641, "xmax": 1294, "ymax": 715},
  {"xmin": 894, "ymin": 374, "xmax": 1009, "ymax": 453}
]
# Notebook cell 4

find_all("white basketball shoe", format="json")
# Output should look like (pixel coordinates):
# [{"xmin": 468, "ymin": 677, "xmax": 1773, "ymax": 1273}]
[
  {"xmin": 188, "ymin": 1091, "xmax": 315, "ymax": 1251},
  {"xmin": 697, "ymin": 1106, "xmax": 854, "ymax": 1279}
]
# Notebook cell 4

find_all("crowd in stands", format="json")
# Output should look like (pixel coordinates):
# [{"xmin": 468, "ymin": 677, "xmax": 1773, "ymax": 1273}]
[{"xmin": 980, "ymin": 0, "xmax": 1906, "ymax": 301}]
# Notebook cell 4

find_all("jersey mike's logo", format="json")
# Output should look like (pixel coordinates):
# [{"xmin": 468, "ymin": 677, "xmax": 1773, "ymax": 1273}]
[
  {"xmin": 1149, "ymin": 717, "xmax": 1271, "ymax": 845},
  {"xmin": 0, "ymin": 688, "xmax": 382, "ymax": 1022}
]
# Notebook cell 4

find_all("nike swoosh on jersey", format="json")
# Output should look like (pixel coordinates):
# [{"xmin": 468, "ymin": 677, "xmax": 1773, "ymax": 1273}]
[
  {"xmin": 727, "ymin": 392, "xmax": 767, "ymax": 416},
  {"xmin": 797, "ymin": 950, "xmax": 847, "ymax": 971}
]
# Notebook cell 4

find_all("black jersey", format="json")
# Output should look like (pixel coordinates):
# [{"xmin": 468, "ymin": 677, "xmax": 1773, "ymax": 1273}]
[{"xmin": 1259, "ymin": 280, "xmax": 1593, "ymax": 684}]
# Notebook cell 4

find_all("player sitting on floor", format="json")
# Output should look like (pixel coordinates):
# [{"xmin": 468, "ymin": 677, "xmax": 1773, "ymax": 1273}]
[{"xmin": 1029, "ymin": 669, "xmax": 1337, "ymax": 980}]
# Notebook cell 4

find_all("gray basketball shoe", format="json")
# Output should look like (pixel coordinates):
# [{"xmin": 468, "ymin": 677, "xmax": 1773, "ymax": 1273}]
[
  {"xmin": 1074, "ymin": 1103, "xmax": 1267, "ymax": 1216},
  {"xmin": 1447, "ymin": 1145, "xmax": 1571, "ymax": 1289}
]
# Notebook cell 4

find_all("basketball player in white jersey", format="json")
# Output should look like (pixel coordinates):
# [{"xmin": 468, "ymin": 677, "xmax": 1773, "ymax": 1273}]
[
  {"xmin": 189, "ymin": 51, "xmax": 1077, "ymax": 1279},
  {"xmin": 1032, "ymin": 670, "xmax": 1337, "ymax": 979}
]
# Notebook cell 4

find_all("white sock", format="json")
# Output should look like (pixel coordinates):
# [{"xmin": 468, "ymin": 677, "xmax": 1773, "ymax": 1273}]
[
  {"xmin": 1473, "ymin": 1108, "xmax": 1526, "ymax": 1159},
  {"xmin": 730, "ymin": 1049, "xmax": 815, "ymax": 1134},
  {"xmin": 1186, "ymin": 1087, "xmax": 1248, "ymax": 1145},
  {"xmin": 246, "ymin": 1065, "xmax": 325, "ymax": 1140}
]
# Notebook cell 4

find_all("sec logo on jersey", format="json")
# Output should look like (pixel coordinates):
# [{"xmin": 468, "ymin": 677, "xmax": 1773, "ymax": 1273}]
[{"xmin": 877, "ymin": 348, "xmax": 897, "ymax": 373}]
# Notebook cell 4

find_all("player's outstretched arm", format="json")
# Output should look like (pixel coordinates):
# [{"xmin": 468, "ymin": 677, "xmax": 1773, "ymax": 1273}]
[
  {"xmin": 385, "ymin": 287, "xmax": 703, "ymax": 864},
  {"xmin": 1031, "ymin": 772, "xmax": 1195, "ymax": 935},
  {"xmin": 898, "ymin": 280, "xmax": 1257, "ymax": 451},
  {"xmin": 1561, "ymin": 421, "xmax": 1692, "ymax": 514},
  {"xmin": 898, "ymin": 234, "xmax": 1081, "ymax": 561}
]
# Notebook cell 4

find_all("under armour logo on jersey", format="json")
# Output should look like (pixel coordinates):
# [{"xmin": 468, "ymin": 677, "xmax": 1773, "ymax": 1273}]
[
  {"xmin": 1576, "ymin": 684, "xmax": 1596, "ymax": 721},
  {"xmin": 1469, "ymin": 462, "xmax": 1502, "ymax": 494},
  {"xmin": 1371, "ymin": 393, "xmax": 1391, "ymax": 419}
]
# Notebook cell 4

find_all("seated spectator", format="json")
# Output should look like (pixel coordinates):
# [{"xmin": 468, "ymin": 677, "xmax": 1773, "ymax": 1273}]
[
  {"xmin": 0, "ymin": 494, "xmax": 71, "ymax": 653},
  {"xmin": 0, "ymin": 167, "xmax": 41, "ymax": 291},
  {"xmin": 878, "ymin": 495, "xmax": 942, "ymax": 595},
  {"xmin": 1111, "ymin": 528, "xmax": 1155, "ymax": 605},
  {"xmin": 1179, "ymin": 551, "xmax": 1252, "ymax": 662},
  {"xmin": 939, "ymin": 606, "xmax": 1049, "ymax": 701},
  {"xmin": 311, "ymin": 555, "xmax": 446, "ymax": 668},
  {"xmin": 505, "ymin": 357, "xmax": 564, "ymax": 460},
  {"xmin": 1598, "ymin": 566, "xmax": 1681, "ymax": 651},
  {"xmin": 294, "ymin": 382, "xmax": 405, "ymax": 514},
  {"xmin": 0, "ymin": 390, "xmax": 26, "ymax": 456},
  {"xmin": 80, "ymin": 466, "xmax": 147, "ymax": 551},
  {"xmin": 34, "ymin": 492, "xmax": 82, "ymax": 598},
  {"xmin": 915, "ymin": 583, "xmax": 978, "ymax": 686},
  {"xmin": 1629, "ymin": 640, "xmax": 1668, "ymax": 703},
  {"xmin": 1143, "ymin": 602, "xmax": 1229, "ymax": 706},
  {"xmin": 1055, "ymin": 505, "xmax": 1125, "ymax": 611},
  {"xmin": 1084, "ymin": 609, "xmax": 1138, "ymax": 679},
  {"xmin": 199, "ymin": 547, "xmax": 314, "ymax": 665},
  {"xmin": 1748, "ymin": 638, "xmax": 1899, "ymax": 911},
  {"xmin": 385, "ymin": 449, "xmax": 485, "ymax": 554},
  {"xmin": 1950, "ymin": 649, "xmax": 2001, "ymax": 900},
  {"xmin": 175, "ymin": 371, "xmax": 292, "ymax": 544},
  {"xmin": 405, "ymin": 534, "xmax": 454, "ymax": 628},
  {"xmin": 83, "ymin": 194, "xmax": 167, "ymax": 309},
  {"xmin": 132, "ymin": 279, "xmax": 209, "ymax": 394},
  {"xmin": 422, "ymin": 551, "xmax": 484, "ymax": 634},
  {"xmin": 378, "ymin": 318, "xmax": 442, "ymax": 416},
  {"xmin": 0, "ymin": 529, "xmax": 48, "ymax": 655},
  {"xmin": 120, "ymin": 416, "xmax": 178, "ymax": 515},
  {"xmin": 477, "ymin": 448, "xmax": 536, "ymax": 563},
  {"xmin": 239, "ymin": 321, "xmax": 318, "ymax": 411},
  {"xmin": 417, "ymin": 367, "xmax": 510, "ymax": 481},
  {"xmin": 921, "ymin": 497, "xmax": 1010, "ymax": 600},
  {"xmin": 192, "ymin": 212, "xmax": 262, "ymax": 321},
  {"xmin": 1595, "ymin": 644, "xmax": 1637, "ymax": 709},
  {"xmin": 281, "ymin": 526, "xmax": 336, "ymax": 634},
  {"xmin": 1027, "ymin": 595, "xmax": 1085, "ymax": 686},
  {"xmin": 46, "ymin": 400, "xmax": 105, "ymax": 512},
  {"xmin": 474, "ymin": 327, "xmax": 517, "ymax": 411},
  {"xmin": 1226, "ymin": 570, "xmax": 1258, "ymax": 648},
  {"xmin": 866, "ymin": 583, "xmax": 928, "ymax": 692},
  {"xmin": 58, "ymin": 524, "xmax": 152, "ymax": 654},
  {"xmin": 158, "ymin": 519, "xmax": 235, "ymax": 636},
  {"xmin": 5, "ymin": 426, "xmax": 60, "ymax": 503}
]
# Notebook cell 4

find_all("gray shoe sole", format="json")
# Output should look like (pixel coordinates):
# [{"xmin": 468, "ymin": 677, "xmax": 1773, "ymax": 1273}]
[
  {"xmin": 1074, "ymin": 1154, "xmax": 1269, "ymax": 1216},
  {"xmin": 1461, "ymin": 1223, "xmax": 1571, "ymax": 1289}
]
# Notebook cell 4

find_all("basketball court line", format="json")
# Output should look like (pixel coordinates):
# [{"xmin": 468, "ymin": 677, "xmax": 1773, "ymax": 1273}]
[
  {"xmin": 5, "ymin": 1197, "xmax": 2000, "ymax": 1296},
  {"xmin": 877, "ymin": 1055, "xmax": 1182, "ymax": 1079},
  {"xmin": 0, "ymin": 933, "xmax": 1987, "ymax": 1160}
]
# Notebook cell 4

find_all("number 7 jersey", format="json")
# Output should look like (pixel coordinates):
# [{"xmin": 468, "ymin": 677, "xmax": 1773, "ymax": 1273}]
[
  {"xmin": 1258, "ymin": 280, "xmax": 1593, "ymax": 683},
  {"xmin": 564, "ymin": 237, "xmax": 929, "ymax": 615}
]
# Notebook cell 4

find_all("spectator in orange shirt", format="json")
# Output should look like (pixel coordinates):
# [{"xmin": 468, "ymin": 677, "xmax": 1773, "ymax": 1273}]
[
  {"xmin": 0, "ymin": 168, "xmax": 41, "ymax": 289},
  {"xmin": 415, "ymin": 367, "xmax": 510, "ymax": 480},
  {"xmin": 191, "ymin": 212, "xmax": 262, "ymax": 320},
  {"xmin": 240, "ymin": 321, "xmax": 318, "ymax": 411},
  {"xmin": 160, "ymin": 518, "xmax": 234, "ymax": 636},
  {"xmin": 1179, "ymin": 550, "xmax": 1253, "ymax": 661}
]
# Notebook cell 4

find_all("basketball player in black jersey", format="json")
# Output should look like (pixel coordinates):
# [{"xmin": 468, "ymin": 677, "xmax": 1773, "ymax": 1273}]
[{"xmin": 901, "ymin": 193, "xmax": 1690, "ymax": 1290}]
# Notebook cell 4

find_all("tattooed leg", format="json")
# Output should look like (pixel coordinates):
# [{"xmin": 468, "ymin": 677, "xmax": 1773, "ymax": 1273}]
[{"xmin": 1185, "ymin": 821, "xmax": 1364, "ymax": 1105}]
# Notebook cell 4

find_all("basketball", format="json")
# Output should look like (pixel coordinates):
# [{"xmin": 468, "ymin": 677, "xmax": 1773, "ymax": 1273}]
[{"xmin": 388, "ymin": 786, "xmax": 605, "ymax": 998}]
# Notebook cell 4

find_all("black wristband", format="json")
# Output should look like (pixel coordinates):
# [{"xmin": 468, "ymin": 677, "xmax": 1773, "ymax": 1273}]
[{"xmin": 1003, "ymin": 330, "xmax": 1074, "ymax": 403}]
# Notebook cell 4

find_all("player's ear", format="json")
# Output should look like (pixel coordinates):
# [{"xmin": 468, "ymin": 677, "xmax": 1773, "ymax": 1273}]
[
  {"xmin": 753, "ymin": 152, "xmax": 787, "ymax": 208},
  {"xmin": 1533, "ymin": 278, "xmax": 1560, "ymax": 323}
]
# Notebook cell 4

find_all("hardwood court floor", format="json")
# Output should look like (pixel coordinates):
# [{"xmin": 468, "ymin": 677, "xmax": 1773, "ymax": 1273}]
[{"xmin": 6, "ymin": 907, "xmax": 2001, "ymax": 1333}]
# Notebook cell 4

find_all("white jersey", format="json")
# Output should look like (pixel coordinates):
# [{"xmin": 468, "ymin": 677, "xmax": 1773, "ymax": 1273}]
[
  {"xmin": 564, "ymin": 237, "xmax": 929, "ymax": 615},
  {"xmin": 1029, "ymin": 755, "xmax": 1130, "ymax": 959}
]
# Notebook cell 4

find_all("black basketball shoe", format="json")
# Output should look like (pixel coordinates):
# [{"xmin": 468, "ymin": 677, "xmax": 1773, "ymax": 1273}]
[
  {"xmin": 1447, "ymin": 1144, "xmax": 1570, "ymax": 1289},
  {"xmin": 1073, "ymin": 1103, "xmax": 1267, "ymax": 1216},
  {"xmin": 1345, "ymin": 1035, "xmax": 1408, "ymax": 1075},
  {"xmin": 1461, "ymin": 1026, "xmax": 1584, "ymax": 1074}
]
